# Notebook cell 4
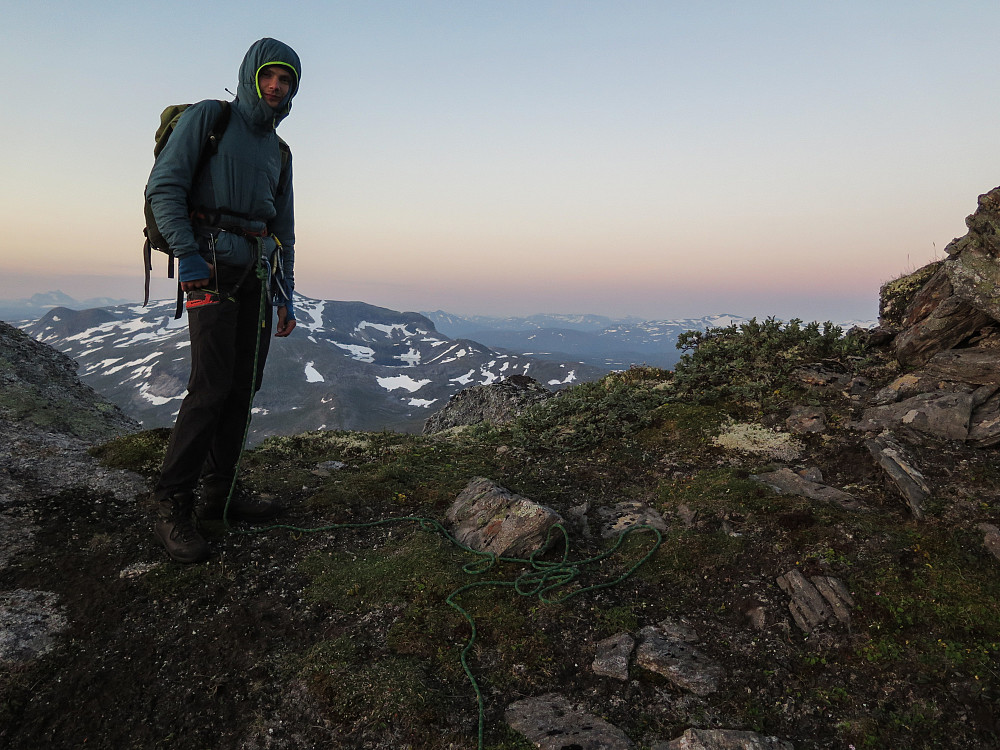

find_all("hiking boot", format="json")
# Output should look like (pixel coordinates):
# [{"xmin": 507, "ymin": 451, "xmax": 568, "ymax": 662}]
[
  {"xmin": 196, "ymin": 478, "xmax": 283, "ymax": 523},
  {"xmin": 154, "ymin": 492, "xmax": 210, "ymax": 564}
]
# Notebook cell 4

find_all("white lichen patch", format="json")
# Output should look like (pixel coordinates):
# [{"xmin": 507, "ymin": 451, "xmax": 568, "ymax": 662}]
[{"xmin": 712, "ymin": 421, "xmax": 803, "ymax": 461}]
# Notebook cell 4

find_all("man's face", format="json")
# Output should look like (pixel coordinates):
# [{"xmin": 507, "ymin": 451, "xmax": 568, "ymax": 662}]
[{"xmin": 258, "ymin": 65, "xmax": 294, "ymax": 109}]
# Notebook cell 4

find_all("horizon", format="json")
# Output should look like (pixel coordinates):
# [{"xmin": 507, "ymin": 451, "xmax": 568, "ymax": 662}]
[
  {"xmin": 3, "ymin": 283, "xmax": 879, "ymax": 327},
  {"xmin": 5, "ymin": 2, "xmax": 989, "ymax": 324}
]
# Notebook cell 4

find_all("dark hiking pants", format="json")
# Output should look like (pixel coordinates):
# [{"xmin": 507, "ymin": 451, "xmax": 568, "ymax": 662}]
[{"xmin": 154, "ymin": 263, "xmax": 272, "ymax": 501}]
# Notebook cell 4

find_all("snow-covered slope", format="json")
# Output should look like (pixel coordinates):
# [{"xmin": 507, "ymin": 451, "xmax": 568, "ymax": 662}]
[{"xmin": 25, "ymin": 298, "xmax": 604, "ymax": 441}]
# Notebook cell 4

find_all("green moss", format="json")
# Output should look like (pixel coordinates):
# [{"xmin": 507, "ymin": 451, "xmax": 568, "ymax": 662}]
[{"xmin": 89, "ymin": 428, "xmax": 171, "ymax": 475}]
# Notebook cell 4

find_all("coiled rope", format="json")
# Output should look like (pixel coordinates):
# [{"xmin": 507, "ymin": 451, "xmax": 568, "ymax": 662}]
[{"xmin": 212, "ymin": 244, "xmax": 663, "ymax": 748}]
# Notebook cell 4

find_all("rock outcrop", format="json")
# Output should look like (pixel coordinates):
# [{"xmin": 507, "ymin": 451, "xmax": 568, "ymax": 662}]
[{"xmin": 423, "ymin": 374, "xmax": 555, "ymax": 434}]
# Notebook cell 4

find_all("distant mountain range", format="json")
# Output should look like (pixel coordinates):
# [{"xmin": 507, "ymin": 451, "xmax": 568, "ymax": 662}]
[
  {"xmin": 15, "ymin": 291, "xmax": 876, "ymax": 440},
  {"xmin": 420, "ymin": 310, "xmax": 877, "ymax": 370},
  {"xmin": 0, "ymin": 290, "xmax": 129, "ymax": 324},
  {"xmin": 23, "ymin": 297, "xmax": 606, "ymax": 442}
]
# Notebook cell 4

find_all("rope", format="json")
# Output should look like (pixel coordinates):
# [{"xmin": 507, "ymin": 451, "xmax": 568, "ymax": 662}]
[{"xmin": 211, "ymin": 239, "xmax": 663, "ymax": 747}]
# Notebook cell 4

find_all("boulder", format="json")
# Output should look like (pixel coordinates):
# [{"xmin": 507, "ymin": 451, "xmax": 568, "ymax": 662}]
[{"xmin": 446, "ymin": 477, "xmax": 563, "ymax": 558}]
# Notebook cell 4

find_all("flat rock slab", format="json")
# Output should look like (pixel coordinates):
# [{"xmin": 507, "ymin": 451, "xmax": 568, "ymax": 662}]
[
  {"xmin": 0, "ymin": 589, "xmax": 68, "ymax": 664},
  {"xmin": 635, "ymin": 626, "xmax": 723, "ymax": 696},
  {"xmin": 652, "ymin": 727, "xmax": 794, "ymax": 749},
  {"xmin": 864, "ymin": 432, "xmax": 930, "ymax": 519},
  {"xmin": 776, "ymin": 569, "xmax": 854, "ymax": 633},
  {"xmin": 751, "ymin": 468, "xmax": 860, "ymax": 510},
  {"xmin": 447, "ymin": 477, "xmax": 563, "ymax": 558},
  {"xmin": 506, "ymin": 693, "xmax": 635, "ymax": 750},
  {"xmin": 592, "ymin": 632, "xmax": 635, "ymax": 681}
]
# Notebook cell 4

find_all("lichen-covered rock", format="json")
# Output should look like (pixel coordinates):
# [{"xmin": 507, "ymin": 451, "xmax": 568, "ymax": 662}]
[
  {"xmin": 879, "ymin": 262, "xmax": 941, "ymax": 329},
  {"xmin": 446, "ymin": 477, "xmax": 563, "ymax": 558}
]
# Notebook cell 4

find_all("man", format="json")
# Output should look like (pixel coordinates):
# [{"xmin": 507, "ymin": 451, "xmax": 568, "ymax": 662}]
[{"xmin": 145, "ymin": 38, "xmax": 301, "ymax": 563}]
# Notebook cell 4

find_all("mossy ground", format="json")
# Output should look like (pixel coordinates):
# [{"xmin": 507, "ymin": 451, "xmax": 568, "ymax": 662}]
[{"xmin": 4, "ymin": 319, "xmax": 1000, "ymax": 748}]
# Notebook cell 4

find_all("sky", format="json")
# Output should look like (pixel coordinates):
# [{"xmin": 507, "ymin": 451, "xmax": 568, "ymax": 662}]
[{"xmin": 4, "ymin": 0, "xmax": 999, "ymax": 322}]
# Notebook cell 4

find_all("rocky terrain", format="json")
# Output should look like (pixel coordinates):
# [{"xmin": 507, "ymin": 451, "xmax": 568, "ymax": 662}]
[{"xmin": 3, "ymin": 189, "xmax": 1000, "ymax": 749}]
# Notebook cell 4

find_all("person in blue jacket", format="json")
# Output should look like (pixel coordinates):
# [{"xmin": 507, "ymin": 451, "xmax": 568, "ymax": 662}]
[{"xmin": 145, "ymin": 38, "xmax": 301, "ymax": 563}]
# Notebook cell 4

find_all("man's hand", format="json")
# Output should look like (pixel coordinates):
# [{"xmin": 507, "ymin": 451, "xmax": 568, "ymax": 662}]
[
  {"xmin": 275, "ymin": 306, "xmax": 296, "ymax": 337},
  {"xmin": 180, "ymin": 263, "xmax": 215, "ymax": 292}
]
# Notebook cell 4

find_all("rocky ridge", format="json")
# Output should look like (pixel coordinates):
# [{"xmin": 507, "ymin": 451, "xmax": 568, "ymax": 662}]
[{"xmin": 3, "ymin": 190, "xmax": 1000, "ymax": 748}]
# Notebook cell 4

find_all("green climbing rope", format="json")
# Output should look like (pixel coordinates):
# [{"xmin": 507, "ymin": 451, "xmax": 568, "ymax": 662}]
[{"xmin": 214, "ymin": 239, "xmax": 663, "ymax": 748}]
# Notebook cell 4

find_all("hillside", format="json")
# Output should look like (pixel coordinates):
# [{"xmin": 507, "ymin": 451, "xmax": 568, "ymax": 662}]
[
  {"xmin": 7, "ymin": 182, "xmax": 1000, "ymax": 748},
  {"xmin": 23, "ymin": 298, "xmax": 604, "ymax": 440},
  {"xmin": 3, "ymin": 294, "xmax": 1000, "ymax": 748}
]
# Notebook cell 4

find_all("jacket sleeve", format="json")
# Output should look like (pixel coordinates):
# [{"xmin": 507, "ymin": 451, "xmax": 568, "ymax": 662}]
[
  {"xmin": 269, "ymin": 152, "xmax": 296, "ymax": 318},
  {"xmin": 144, "ymin": 100, "xmax": 225, "ymax": 263}
]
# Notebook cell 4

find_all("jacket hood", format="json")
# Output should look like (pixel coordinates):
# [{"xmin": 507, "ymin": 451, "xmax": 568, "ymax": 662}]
[{"xmin": 235, "ymin": 38, "xmax": 301, "ymax": 130}]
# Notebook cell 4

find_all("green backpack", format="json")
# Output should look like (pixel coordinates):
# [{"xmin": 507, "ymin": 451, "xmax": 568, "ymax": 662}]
[
  {"xmin": 142, "ymin": 101, "xmax": 291, "ymax": 316},
  {"xmin": 142, "ymin": 101, "xmax": 232, "ymax": 314}
]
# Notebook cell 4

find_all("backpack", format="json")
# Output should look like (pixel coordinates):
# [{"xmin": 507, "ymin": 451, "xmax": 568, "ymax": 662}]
[{"xmin": 142, "ymin": 100, "xmax": 290, "ymax": 317}]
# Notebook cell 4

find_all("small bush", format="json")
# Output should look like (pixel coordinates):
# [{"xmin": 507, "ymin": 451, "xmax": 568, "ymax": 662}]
[{"xmin": 671, "ymin": 317, "xmax": 867, "ymax": 409}]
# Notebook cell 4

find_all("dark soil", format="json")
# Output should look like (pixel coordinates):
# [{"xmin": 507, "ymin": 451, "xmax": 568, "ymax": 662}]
[{"xmin": 3, "ymin": 364, "xmax": 1000, "ymax": 749}]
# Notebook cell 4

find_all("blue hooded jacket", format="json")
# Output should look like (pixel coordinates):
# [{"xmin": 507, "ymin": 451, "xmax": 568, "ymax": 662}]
[{"xmin": 145, "ymin": 38, "xmax": 301, "ymax": 318}]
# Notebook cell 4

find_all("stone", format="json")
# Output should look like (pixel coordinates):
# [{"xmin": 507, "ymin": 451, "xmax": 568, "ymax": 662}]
[
  {"xmin": 446, "ymin": 477, "xmax": 563, "ymax": 558},
  {"xmin": 751, "ymin": 468, "xmax": 860, "ymax": 511},
  {"xmin": 597, "ymin": 501, "xmax": 668, "ymax": 539},
  {"xmin": 857, "ymin": 391, "xmax": 975, "ymax": 442},
  {"xmin": 635, "ymin": 626, "xmax": 724, "ymax": 696},
  {"xmin": 653, "ymin": 727, "xmax": 794, "ymax": 750},
  {"xmin": 978, "ymin": 523, "xmax": 1000, "ymax": 563},
  {"xmin": 864, "ymin": 432, "xmax": 930, "ymax": 519},
  {"xmin": 890, "ymin": 266, "xmax": 994, "ymax": 369},
  {"xmin": 592, "ymin": 632, "xmax": 635, "ymax": 681},
  {"xmin": 506, "ymin": 693, "xmax": 635, "ymax": 750},
  {"xmin": 776, "ymin": 569, "xmax": 854, "ymax": 633},
  {"xmin": 968, "ymin": 391, "xmax": 1000, "ymax": 447},
  {"xmin": 0, "ymin": 589, "xmax": 69, "ymax": 664},
  {"xmin": 785, "ymin": 406, "xmax": 826, "ymax": 434}
]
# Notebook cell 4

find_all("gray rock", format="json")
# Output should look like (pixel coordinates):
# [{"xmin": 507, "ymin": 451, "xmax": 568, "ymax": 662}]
[
  {"xmin": 597, "ymin": 501, "xmax": 668, "ymax": 539},
  {"xmin": 864, "ymin": 432, "xmax": 930, "ymax": 519},
  {"xmin": 978, "ymin": 523, "xmax": 1000, "ymax": 562},
  {"xmin": 423, "ymin": 374, "xmax": 554, "ymax": 434},
  {"xmin": 592, "ymin": 632, "xmax": 635, "ymax": 681},
  {"xmin": 653, "ymin": 727, "xmax": 794, "ymax": 749},
  {"xmin": 776, "ymin": 569, "xmax": 854, "ymax": 633},
  {"xmin": 446, "ymin": 477, "xmax": 563, "ymax": 558},
  {"xmin": 890, "ymin": 265, "xmax": 994, "ymax": 369},
  {"xmin": 751, "ymin": 468, "xmax": 860, "ymax": 510},
  {"xmin": 785, "ymin": 406, "xmax": 826, "ymax": 434},
  {"xmin": 858, "ymin": 391, "xmax": 974, "ymax": 442},
  {"xmin": 506, "ymin": 693, "xmax": 635, "ymax": 750},
  {"xmin": 635, "ymin": 626, "xmax": 724, "ymax": 696},
  {"xmin": 0, "ymin": 589, "xmax": 69, "ymax": 664}
]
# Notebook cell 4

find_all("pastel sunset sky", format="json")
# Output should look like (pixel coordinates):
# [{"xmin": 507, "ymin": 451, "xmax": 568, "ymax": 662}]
[{"xmin": 4, "ymin": 0, "xmax": 998, "ymax": 321}]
